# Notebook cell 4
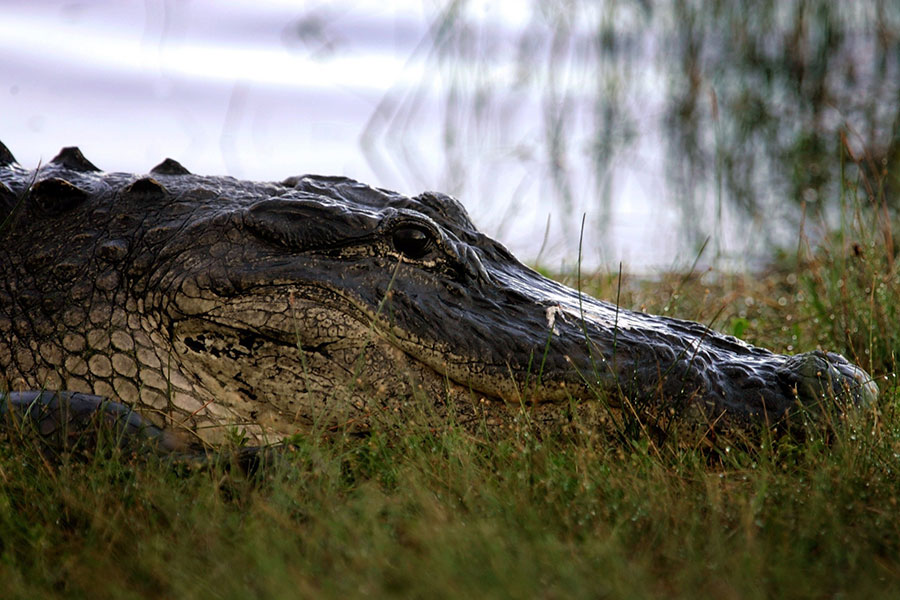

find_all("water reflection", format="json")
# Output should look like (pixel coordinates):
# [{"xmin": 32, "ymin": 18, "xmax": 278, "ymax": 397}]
[
  {"xmin": 377, "ymin": 0, "xmax": 899, "ymax": 268},
  {"xmin": 0, "ymin": 0, "xmax": 896, "ymax": 271}
]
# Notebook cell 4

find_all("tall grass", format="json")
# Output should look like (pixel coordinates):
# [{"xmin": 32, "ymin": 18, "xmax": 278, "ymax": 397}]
[{"xmin": 2, "ymin": 389, "xmax": 898, "ymax": 598}]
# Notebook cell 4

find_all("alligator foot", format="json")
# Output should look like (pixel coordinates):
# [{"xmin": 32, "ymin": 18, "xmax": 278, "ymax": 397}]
[
  {"xmin": 0, "ymin": 391, "xmax": 187, "ymax": 454},
  {"xmin": 0, "ymin": 391, "xmax": 287, "ymax": 472}
]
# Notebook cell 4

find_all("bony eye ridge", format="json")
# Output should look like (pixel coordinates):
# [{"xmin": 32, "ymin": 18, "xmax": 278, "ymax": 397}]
[{"xmin": 391, "ymin": 225, "xmax": 434, "ymax": 259}]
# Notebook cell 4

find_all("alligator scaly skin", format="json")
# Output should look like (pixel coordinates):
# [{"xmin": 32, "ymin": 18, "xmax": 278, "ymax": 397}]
[{"xmin": 0, "ymin": 142, "xmax": 878, "ymax": 445}]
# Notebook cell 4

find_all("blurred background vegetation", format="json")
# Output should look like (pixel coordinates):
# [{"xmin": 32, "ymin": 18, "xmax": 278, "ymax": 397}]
[
  {"xmin": 2, "ymin": 0, "xmax": 897, "ymax": 270},
  {"xmin": 364, "ymin": 0, "xmax": 899, "ymax": 266}
]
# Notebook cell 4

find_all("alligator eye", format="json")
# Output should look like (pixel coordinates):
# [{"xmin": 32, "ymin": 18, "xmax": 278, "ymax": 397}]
[{"xmin": 391, "ymin": 225, "xmax": 434, "ymax": 259}]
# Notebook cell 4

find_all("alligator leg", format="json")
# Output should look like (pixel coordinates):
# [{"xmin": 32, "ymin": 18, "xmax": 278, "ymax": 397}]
[
  {"xmin": 1, "ymin": 391, "xmax": 284, "ymax": 471},
  {"xmin": 0, "ymin": 391, "xmax": 187, "ymax": 453}
]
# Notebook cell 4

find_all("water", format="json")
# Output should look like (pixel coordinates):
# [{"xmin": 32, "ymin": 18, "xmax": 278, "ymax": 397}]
[{"xmin": 1, "ymin": 0, "xmax": 896, "ymax": 272}]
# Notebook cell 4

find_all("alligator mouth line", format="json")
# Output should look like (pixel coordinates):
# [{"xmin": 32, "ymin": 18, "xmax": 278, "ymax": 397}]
[
  {"xmin": 179, "ymin": 285, "xmax": 578, "ymax": 408},
  {"xmin": 174, "ymin": 273, "xmax": 880, "ymax": 428}
]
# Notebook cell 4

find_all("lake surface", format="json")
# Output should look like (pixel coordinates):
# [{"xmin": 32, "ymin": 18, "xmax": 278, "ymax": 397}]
[{"xmin": 2, "ymin": 0, "xmax": 896, "ymax": 272}]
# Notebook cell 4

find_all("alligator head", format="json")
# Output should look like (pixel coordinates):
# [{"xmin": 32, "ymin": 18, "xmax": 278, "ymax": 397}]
[{"xmin": 0, "ymin": 143, "xmax": 878, "ymax": 444}]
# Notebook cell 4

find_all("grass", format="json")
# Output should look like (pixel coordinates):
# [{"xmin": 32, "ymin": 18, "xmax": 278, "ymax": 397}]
[
  {"xmin": 2, "ymin": 176, "xmax": 899, "ymax": 599},
  {"xmin": 2, "ymin": 389, "xmax": 899, "ymax": 599}
]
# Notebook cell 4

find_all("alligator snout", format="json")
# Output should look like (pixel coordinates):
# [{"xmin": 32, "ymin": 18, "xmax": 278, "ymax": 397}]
[
  {"xmin": 452, "ymin": 269, "xmax": 880, "ymax": 428},
  {"xmin": 570, "ymin": 309, "xmax": 879, "ymax": 426},
  {"xmin": 777, "ymin": 350, "xmax": 878, "ymax": 411}
]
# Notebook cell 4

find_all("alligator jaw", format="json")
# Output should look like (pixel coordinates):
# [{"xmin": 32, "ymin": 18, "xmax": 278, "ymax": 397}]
[
  {"xmin": 201, "ymin": 272, "xmax": 879, "ymax": 433},
  {"xmin": 170, "ymin": 246, "xmax": 880, "ymax": 435},
  {"xmin": 365, "ymin": 264, "xmax": 880, "ymax": 428}
]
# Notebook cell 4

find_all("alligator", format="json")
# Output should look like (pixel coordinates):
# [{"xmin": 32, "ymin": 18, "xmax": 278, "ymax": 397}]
[{"xmin": 0, "ymin": 141, "xmax": 878, "ymax": 450}]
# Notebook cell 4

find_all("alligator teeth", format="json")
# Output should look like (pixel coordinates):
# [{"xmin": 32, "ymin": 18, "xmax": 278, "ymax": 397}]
[{"xmin": 51, "ymin": 146, "xmax": 100, "ymax": 172}]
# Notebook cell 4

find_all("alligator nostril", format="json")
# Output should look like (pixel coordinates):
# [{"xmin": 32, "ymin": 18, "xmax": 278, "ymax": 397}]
[{"xmin": 778, "ymin": 350, "xmax": 878, "ymax": 410}]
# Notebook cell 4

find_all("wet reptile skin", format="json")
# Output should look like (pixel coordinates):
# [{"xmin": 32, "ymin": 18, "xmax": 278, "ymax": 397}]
[{"xmin": 0, "ymin": 142, "xmax": 878, "ymax": 445}]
